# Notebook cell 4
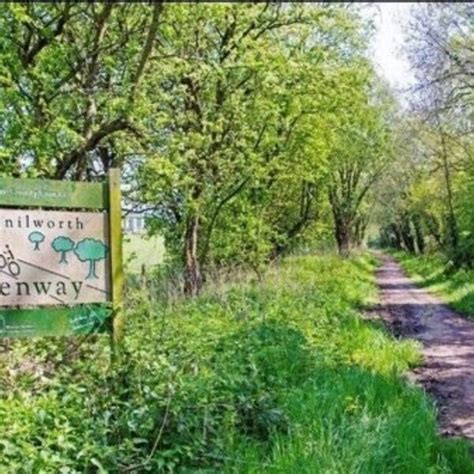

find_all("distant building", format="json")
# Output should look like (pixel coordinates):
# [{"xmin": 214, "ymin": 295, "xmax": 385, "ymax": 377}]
[
  {"xmin": 124, "ymin": 213, "xmax": 146, "ymax": 234},
  {"xmin": 121, "ymin": 180, "xmax": 155, "ymax": 235}
]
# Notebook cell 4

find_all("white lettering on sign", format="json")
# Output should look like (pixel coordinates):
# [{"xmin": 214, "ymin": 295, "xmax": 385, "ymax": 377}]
[{"xmin": 0, "ymin": 210, "xmax": 110, "ymax": 306}]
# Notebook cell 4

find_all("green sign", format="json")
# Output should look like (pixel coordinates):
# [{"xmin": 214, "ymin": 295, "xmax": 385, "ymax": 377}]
[{"xmin": 0, "ymin": 170, "xmax": 123, "ymax": 340}]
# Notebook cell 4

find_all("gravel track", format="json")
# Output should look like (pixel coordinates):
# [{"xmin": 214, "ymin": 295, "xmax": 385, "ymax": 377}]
[{"xmin": 376, "ymin": 255, "xmax": 474, "ymax": 440}]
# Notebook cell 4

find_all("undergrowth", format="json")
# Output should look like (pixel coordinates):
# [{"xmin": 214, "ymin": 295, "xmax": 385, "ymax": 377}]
[{"xmin": 0, "ymin": 253, "xmax": 472, "ymax": 472}]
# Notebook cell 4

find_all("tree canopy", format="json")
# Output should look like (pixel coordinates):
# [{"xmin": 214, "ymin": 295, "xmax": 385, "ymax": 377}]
[
  {"xmin": 374, "ymin": 4, "xmax": 474, "ymax": 266},
  {"xmin": 4, "ymin": 3, "xmax": 468, "ymax": 292}
]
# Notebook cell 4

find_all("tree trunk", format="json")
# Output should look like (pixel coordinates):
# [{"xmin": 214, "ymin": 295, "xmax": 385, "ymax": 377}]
[
  {"xmin": 389, "ymin": 223, "xmax": 403, "ymax": 249},
  {"xmin": 329, "ymin": 189, "xmax": 352, "ymax": 258},
  {"xmin": 439, "ymin": 123, "xmax": 459, "ymax": 252},
  {"xmin": 183, "ymin": 214, "xmax": 202, "ymax": 297},
  {"xmin": 353, "ymin": 214, "xmax": 369, "ymax": 248},
  {"xmin": 399, "ymin": 215, "xmax": 416, "ymax": 253},
  {"xmin": 444, "ymin": 212, "xmax": 459, "ymax": 255},
  {"xmin": 412, "ymin": 213, "xmax": 425, "ymax": 254},
  {"xmin": 335, "ymin": 218, "xmax": 351, "ymax": 258},
  {"xmin": 423, "ymin": 213, "xmax": 443, "ymax": 248}
]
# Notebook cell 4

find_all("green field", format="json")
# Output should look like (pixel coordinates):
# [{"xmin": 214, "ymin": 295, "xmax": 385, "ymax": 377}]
[{"xmin": 123, "ymin": 233, "xmax": 165, "ymax": 273}]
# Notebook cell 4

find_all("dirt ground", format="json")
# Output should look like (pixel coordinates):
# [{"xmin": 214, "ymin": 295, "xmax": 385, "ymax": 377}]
[{"xmin": 375, "ymin": 254, "xmax": 474, "ymax": 441}]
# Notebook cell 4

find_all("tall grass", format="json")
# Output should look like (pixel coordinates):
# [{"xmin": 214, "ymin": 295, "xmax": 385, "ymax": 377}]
[{"xmin": 0, "ymin": 253, "xmax": 472, "ymax": 472}]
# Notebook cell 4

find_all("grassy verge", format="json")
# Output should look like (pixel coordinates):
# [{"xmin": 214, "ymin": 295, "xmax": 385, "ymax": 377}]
[
  {"xmin": 392, "ymin": 251, "xmax": 474, "ymax": 317},
  {"xmin": 0, "ymin": 253, "xmax": 472, "ymax": 472}
]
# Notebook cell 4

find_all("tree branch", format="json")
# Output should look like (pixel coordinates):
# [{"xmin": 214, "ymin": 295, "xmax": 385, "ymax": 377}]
[
  {"xmin": 22, "ymin": 4, "xmax": 72, "ymax": 66},
  {"xmin": 129, "ymin": 2, "xmax": 164, "ymax": 102},
  {"xmin": 55, "ymin": 118, "xmax": 132, "ymax": 178}
]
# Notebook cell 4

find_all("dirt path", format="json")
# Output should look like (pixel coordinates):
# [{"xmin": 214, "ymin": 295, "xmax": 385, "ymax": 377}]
[{"xmin": 376, "ymin": 254, "xmax": 474, "ymax": 440}]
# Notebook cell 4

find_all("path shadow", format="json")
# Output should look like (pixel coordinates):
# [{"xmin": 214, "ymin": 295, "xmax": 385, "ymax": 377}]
[
  {"xmin": 367, "ymin": 302, "xmax": 456, "ymax": 339},
  {"xmin": 378, "ymin": 282, "xmax": 418, "ymax": 291}
]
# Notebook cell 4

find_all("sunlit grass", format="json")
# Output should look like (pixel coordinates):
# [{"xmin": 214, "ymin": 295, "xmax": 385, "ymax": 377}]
[{"xmin": 1, "ymin": 252, "xmax": 472, "ymax": 472}]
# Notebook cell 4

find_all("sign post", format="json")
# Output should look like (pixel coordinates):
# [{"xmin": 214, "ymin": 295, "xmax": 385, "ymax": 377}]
[
  {"xmin": 108, "ymin": 169, "xmax": 124, "ymax": 360},
  {"xmin": 0, "ymin": 170, "xmax": 123, "ymax": 351}
]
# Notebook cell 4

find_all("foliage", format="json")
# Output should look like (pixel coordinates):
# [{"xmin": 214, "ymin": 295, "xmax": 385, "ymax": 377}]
[
  {"xmin": 0, "ymin": 3, "xmax": 397, "ymax": 291},
  {"xmin": 0, "ymin": 3, "xmax": 166, "ymax": 179},
  {"xmin": 0, "ymin": 4, "xmax": 473, "ymax": 471},
  {"xmin": 132, "ymin": 3, "xmax": 392, "ymax": 292},
  {"xmin": 328, "ymin": 78, "xmax": 395, "ymax": 256},
  {"xmin": 405, "ymin": 3, "xmax": 473, "ymax": 115},
  {"xmin": 375, "ymin": 4, "xmax": 473, "ymax": 268},
  {"xmin": 0, "ymin": 254, "xmax": 472, "ymax": 472}
]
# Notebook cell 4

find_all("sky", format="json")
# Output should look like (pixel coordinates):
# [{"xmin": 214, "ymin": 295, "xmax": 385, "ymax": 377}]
[{"xmin": 365, "ymin": 3, "xmax": 416, "ymax": 98}]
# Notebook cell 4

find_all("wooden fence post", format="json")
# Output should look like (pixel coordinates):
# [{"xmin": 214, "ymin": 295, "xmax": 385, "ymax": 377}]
[{"xmin": 108, "ymin": 168, "xmax": 124, "ymax": 362}]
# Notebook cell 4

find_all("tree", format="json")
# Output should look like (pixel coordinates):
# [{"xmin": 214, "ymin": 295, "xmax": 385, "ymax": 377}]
[
  {"xmin": 51, "ymin": 236, "xmax": 75, "ymax": 264},
  {"xmin": 0, "ymin": 3, "xmax": 164, "ymax": 179},
  {"xmin": 1, "ymin": 3, "xmax": 403, "ymax": 292},
  {"xmin": 406, "ymin": 4, "xmax": 473, "ymax": 117},
  {"xmin": 28, "ymin": 231, "xmax": 45, "ymax": 251},
  {"xmin": 373, "ymin": 107, "xmax": 474, "ymax": 262},
  {"xmin": 136, "ymin": 3, "xmax": 376, "ymax": 293},
  {"xmin": 327, "ymin": 78, "xmax": 394, "ymax": 257},
  {"xmin": 74, "ymin": 238, "xmax": 108, "ymax": 279},
  {"xmin": 385, "ymin": 4, "xmax": 474, "ymax": 265}
]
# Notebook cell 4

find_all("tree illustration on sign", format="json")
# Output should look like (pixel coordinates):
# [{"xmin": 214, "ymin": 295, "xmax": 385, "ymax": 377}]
[
  {"xmin": 28, "ymin": 231, "xmax": 45, "ymax": 251},
  {"xmin": 74, "ymin": 238, "xmax": 108, "ymax": 279},
  {"xmin": 51, "ymin": 236, "xmax": 75, "ymax": 264}
]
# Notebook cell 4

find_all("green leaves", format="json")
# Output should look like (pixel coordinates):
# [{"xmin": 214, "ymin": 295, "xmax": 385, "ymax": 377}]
[
  {"xmin": 134, "ymin": 4, "xmax": 384, "ymax": 278},
  {"xmin": 0, "ymin": 4, "xmax": 160, "ymax": 178}
]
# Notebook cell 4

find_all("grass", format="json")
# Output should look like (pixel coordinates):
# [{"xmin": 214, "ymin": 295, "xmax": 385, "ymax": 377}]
[
  {"xmin": 392, "ymin": 251, "xmax": 474, "ymax": 317},
  {"xmin": 124, "ymin": 233, "xmax": 165, "ymax": 273},
  {"xmin": 0, "ymin": 253, "xmax": 473, "ymax": 472}
]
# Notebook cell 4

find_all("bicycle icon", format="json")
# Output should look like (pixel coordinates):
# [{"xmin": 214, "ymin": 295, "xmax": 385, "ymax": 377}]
[{"xmin": 0, "ymin": 244, "xmax": 21, "ymax": 277}]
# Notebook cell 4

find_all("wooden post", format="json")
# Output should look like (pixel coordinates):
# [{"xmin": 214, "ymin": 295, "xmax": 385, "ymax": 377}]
[{"xmin": 108, "ymin": 168, "xmax": 124, "ymax": 361}]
